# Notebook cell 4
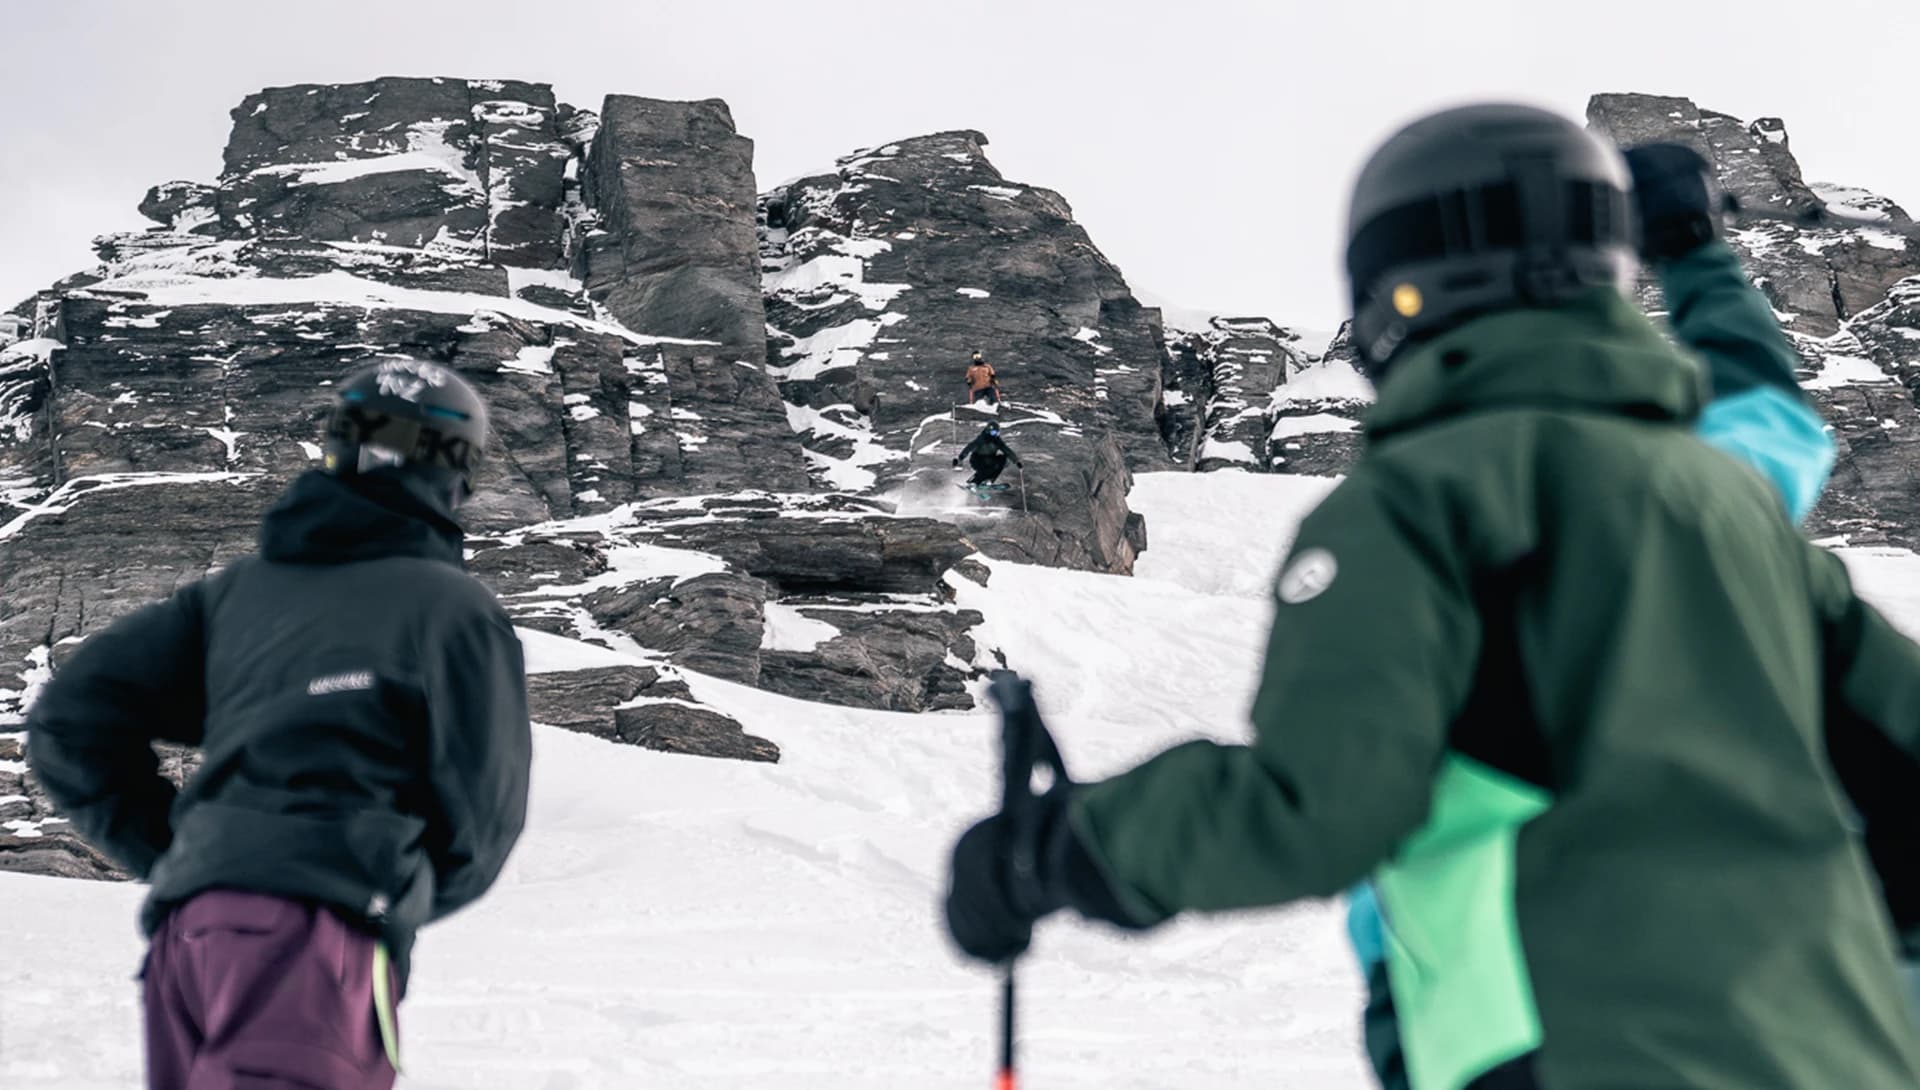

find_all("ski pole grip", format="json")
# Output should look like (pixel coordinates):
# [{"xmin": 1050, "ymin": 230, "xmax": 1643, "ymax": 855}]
[{"xmin": 990, "ymin": 671, "xmax": 1037, "ymax": 811}]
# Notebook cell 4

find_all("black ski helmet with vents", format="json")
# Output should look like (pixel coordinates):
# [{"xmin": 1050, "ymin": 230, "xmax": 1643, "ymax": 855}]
[
  {"xmin": 322, "ymin": 358, "xmax": 488, "ymax": 504},
  {"xmin": 1344, "ymin": 103, "xmax": 1637, "ymax": 375}
]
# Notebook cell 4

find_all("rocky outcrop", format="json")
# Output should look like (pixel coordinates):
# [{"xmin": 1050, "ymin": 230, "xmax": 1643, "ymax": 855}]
[
  {"xmin": 470, "ymin": 490, "xmax": 986, "ymax": 711},
  {"xmin": 1589, "ymin": 93, "xmax": 1920, "ymax": 337},
  {"xmin": 1160, "ymin": 317, "xmax": 1343, "ymax": 472},
  {"xmin": 1587, "ymin": 93, "xmax": 1920, "ymax": 548},
  {"xmin": 20, "ymin": 76, "xmax": 1910, "ymax": 888},
  {"xmin": 526, "ymin": 665, "xmax": 778, "ymax": 761},
  {"xmin": 759, "ymin": 599, "xmax": 985, "ymax": 712},
  {"xmin": 1797, "ymin": 278, "xmax": 1920, "ymax": 546},
  {"xmin": 579, "ymin": 97, "xmax": 769, "ymax": 357},
  {"xmin": 1164, "ymin": 95, "xmax": 1920, "ymax": 539},
  {"xmin": 1264, "ymin": 323, "xmax": 1371, "ymax": 477},
  {"xmin": 758, "ymin": 130, "xmax": 1168, "ymax": 573},
  {"xmin": 0, "ymin": 76, "xmax": 1034, "ymax": 880},
  {"xmin": 215, "ymin": 78, "xmax": 573, "ymax": 267},
  {"xmin": 1154, "ymin": 313, "xmax": 1369, "ymax": 476}
]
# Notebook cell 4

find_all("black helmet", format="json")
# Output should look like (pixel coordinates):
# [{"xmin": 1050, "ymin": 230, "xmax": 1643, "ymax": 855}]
[
  {"xmin": 972, "ymin": 351, "xmax": 984, "ymax": 361},
  {"xmin": 323, "ymin": 358, "xmax": 488, "ymax": 505},
  {"xmin": 1344, "ymin": 103, "xmax": 1636, "ymax": 375}
]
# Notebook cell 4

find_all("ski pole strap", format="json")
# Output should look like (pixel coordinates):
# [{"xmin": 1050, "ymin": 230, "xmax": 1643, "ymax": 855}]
[{"xmin": 372, "ymin": 942, "xmax": 403, "ymax": 1073}]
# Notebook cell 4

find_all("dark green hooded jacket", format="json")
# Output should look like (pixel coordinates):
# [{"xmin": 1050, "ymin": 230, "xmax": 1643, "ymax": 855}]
[{"xmin": 1071, "ymin": 284, "xmax": 1920, "ymax": 1090}]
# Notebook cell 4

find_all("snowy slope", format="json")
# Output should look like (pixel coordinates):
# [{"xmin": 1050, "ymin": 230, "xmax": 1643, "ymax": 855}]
[{"xmin": 7, "ymin": 470, "xmax": 1920, "ymax": 1089}]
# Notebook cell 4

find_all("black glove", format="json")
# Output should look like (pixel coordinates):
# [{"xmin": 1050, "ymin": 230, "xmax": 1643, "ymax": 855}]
[
  {"xmin": 951, "ymin": 457, "xmax": 961, "ymax": 468},
  {"xmin": 1624, "ymin": 143, "xmax": 1723, "ymax": 262},
  {"xmin": 943, "ymin": 786, "xmax": 1148, "ymax": 964}
]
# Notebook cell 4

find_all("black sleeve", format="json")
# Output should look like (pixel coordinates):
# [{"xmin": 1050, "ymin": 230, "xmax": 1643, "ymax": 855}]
[
  {"xmin": 25, "ymin": 583, "xmax": 209, "ymax": 877},
  {"xmin": 957, "ymin": 433, "xmax": 983, "ymax": 460},
  {"xmin": 1810, "ymin": 548, "xmax": 1920, "ymax": 934},
  {"xmin": 423, "ymin": 608, "xmax": 532, "ymax": 921}
]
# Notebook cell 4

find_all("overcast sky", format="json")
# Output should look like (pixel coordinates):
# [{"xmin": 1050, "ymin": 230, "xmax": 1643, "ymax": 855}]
[{"xmin": 4, "ymin": 0, "xmax": 1915, "ymax": 329}]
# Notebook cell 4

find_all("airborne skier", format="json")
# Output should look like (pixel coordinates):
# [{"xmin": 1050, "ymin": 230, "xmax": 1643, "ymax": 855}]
[
  {"xmin": 28, "ymin": 358, "xmax": 532, "ymax": 1090},
  {"xmin": 953, "ymin": 421, "xmax": 1023, "ymax": 488},
  {"xmin": 942, "ymin": 104, "xmax": 1920, "ymax": 1090}
]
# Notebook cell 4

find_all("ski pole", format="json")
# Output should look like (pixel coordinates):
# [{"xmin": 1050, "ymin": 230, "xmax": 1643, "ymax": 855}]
[
  {"xmin": 988, "ymin": 672, "xmax": 1067, "ymax": 1090},
  {"xmin": 998, "ymin": 969, "xmax": 1016, "ymax": 1090},
  {"xmin": 1018, "ymin": 466, "xmax": 1028, "ymax": 515}
]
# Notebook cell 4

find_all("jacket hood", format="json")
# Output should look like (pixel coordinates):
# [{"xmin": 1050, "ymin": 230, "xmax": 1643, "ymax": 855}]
[
  {"xmin": 259, "ymin": 469, "xmax": 466, "ymax": 566},
  {"xmin": 1365, "ymin": 289, "xmax": 1708, "ymax": 440}
]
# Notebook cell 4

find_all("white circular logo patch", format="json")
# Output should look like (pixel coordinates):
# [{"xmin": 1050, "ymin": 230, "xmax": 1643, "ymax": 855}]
[{"xmin": 1278, "ymin": 547, "xmax": 1338, "ymax": 605}]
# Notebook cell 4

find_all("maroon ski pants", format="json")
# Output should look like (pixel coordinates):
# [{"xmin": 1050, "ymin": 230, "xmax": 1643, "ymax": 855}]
[{"xmin": 143, "ymin": 890, "xmax": 398, "ymax": 1090}]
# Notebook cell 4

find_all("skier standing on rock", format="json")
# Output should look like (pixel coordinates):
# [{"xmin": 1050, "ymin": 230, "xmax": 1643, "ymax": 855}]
[
  {"xmin": 954, "ymin": 421, "xmax": 1023, "ymax": 487},
  {"xmin": 28, "ymin": 358, "xmax": 532, "ymax": 1090},
  {"xmin": 943, "ymin": 104, "xmax": 1920, "ymax": 1090},
  {"xmin": 964, "ymin": 350, "xmax": 1002, "ymax": 406}
]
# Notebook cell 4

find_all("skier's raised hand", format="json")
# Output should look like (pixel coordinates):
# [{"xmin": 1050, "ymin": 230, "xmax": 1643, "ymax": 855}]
[{"xmin": 1624, "ymin": 143, "xmax": 1722, "ymax": 262}]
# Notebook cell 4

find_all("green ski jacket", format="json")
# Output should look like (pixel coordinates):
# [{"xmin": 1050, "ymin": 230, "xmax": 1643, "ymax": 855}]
[{"xmin": 1073, "ymin": 288, "xmax": 1920, "ymax": 1090}]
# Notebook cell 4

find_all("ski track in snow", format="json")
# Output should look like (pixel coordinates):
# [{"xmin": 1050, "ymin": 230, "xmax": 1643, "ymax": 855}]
[{"xmin": 8, "ymin": 470, "xmax": 1920, "ymax": 1088}]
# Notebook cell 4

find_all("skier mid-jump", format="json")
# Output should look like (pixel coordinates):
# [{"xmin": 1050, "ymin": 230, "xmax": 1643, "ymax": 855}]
[{"xmin": 954, "ymin": 421, "xmax": 1023, "ymax": 487}]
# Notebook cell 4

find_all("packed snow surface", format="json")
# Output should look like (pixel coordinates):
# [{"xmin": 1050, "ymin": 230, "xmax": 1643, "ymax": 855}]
[{"xmin": 7, "ymin": 469, "xmax": 1920, "ymax": 1088}]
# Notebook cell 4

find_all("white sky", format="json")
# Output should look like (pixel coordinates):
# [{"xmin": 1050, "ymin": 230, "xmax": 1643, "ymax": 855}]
[{"xmin": 3, "ymin": 0, "xmax": 1915, "ymax": 329}]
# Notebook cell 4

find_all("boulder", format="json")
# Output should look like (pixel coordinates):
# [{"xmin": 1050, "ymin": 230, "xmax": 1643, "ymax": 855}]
[
  {"xmin": 758, "ymin": 602, "xmax": 985, "ymax": 712},
  {"xmin": 615, "ymin": 702, "xmax": 779, "ymax": 763}
]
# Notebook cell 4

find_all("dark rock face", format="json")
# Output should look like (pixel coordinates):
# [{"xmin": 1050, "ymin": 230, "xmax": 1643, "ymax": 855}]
[
  {"xmin": 647, "ymin": 505, "xmax": 975, "ymax": 594},
  {"xmin": 139, "ymin": 181, "xmax": 219, "ymax": 232},
  {"xmin": 1264, "ymin": 322, "xmax": 1370, "ymax": 477},
  {"xmin": 1173, "ymin": 95, "xmax": 1920, "ymax": 560},
  {"xmin": 1588, "ymin": 94, "xmax": 1822, "ymax": 221},
  {"xmin": 1584, "ymin": 94, "xmax": 1920, "ymax": 549},
  {"xmin": 617, "ymin": 703, "xmax": 780, "ymax": 763},
  {"xmin": 525, "ymin": 664, "xmax": 779, "ymax": 759},
  {"xmin": 3, "ymin": 78, "xmax": 1103, "ymax": 884},
  {"xmin": 1589, "ymin": 93, "xmax": 1920, "ymax": 337},
  {"xmin": 1160, "ymin": 317, "xmax": 1336, "ymax": 472},
  {"xmin": 759, "ymin": 602, "xmax": 985, "ymax": 712},
  {"xmin": 476, "ymin": 490, "xmax": 986, "ymax": 713},
  {"xmin": 1154, "ymin": 315, "xmax": 1370, "ymax": 477},
  {"xmin": 1799, "ymin": 278, "xmax": 1920, "ymax": 546},
  {"xmin": 595, "ymin": 571, "xmax": 769, "ymax": 684},
  {"xmin": 638, "ymin": 344, "xmax": 811, "ymax": 496},
  {"xmin": 759, "ymin": 130, "xmax": 1167, "ymax": 573},
  {"xmin": 580, "ymin": 97, "xmax": 769, "ymax": 358},
  {"xmin": 218, "ymin": 78, "xmax": 571, "ymax": 267}
]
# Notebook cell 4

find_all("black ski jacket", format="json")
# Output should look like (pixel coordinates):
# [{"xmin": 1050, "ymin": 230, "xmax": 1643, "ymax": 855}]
[
  {"xmin": 958, "ymin": 431, "xmax": 1020, "ymax": 466},
  {"xmin": 27, "ymin": 470, "xmax": 531, "ymax": 983}
]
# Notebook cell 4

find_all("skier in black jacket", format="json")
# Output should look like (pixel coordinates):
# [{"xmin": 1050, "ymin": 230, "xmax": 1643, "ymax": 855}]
[
  {"xmin": 952, "ymin": 421, "xmax": 1022, "ymax": 486},
  {"xmin": 28, "ymin": 358, "xmax": 531, "ymax": 1090}
]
